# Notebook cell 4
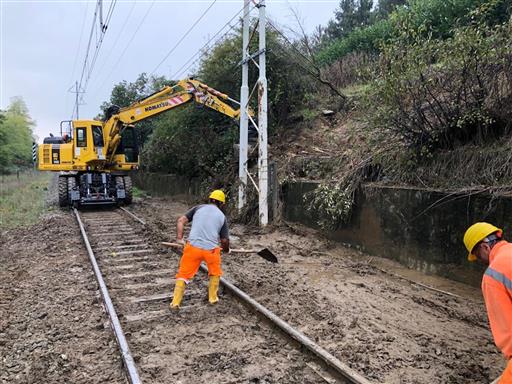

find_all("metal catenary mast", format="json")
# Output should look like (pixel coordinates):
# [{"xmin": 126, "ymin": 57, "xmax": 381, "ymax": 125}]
[{"xmin": 239, "ymin": 0, "xmax": 269, "ymax": 226}]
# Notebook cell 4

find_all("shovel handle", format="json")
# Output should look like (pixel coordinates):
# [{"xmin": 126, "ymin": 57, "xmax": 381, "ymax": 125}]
[
  {"xmin": 161, "ymin": 242, "xmax": 184, "ymax": 248},
  {"xmin": 161, "ymin": 242, "xmax": 256, "ymax": 254}
]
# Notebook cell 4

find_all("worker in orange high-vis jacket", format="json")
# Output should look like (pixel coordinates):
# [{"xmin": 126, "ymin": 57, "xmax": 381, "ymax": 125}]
[
  {"xmin": 464, "ymin": 222, "xmax": 512, "ymax": 383},
  {"xmin": 170, "ymin": 190, "xmax": 230, "ymax": 309}
]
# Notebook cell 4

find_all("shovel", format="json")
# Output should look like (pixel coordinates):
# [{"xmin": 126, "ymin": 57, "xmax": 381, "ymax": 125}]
[{"xmin": 161, "ymin": 242, "xmax": 278, "ymax": 263}]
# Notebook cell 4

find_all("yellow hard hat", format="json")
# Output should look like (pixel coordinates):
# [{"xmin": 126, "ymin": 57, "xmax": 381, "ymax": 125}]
[
  {"xmin": 463, "ymin": 222, "xmax": 502, "ymax": 262},
  {"xmin": 209, "ymin": 189, "xmax": 226, "ymax": 203}
]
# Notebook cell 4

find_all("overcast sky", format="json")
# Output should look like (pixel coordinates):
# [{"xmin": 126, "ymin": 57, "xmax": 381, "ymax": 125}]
[{"xmin": 1, "ymin": 0, "xmax": 338, "ymax": 142}]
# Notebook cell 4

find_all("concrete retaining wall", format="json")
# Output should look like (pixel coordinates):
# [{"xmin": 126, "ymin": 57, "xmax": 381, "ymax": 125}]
[
  {"xmin": 282, "ymin": 182, "xmax": 511, "ymax": 286},
  {"xmin": 131, "ymin": 172, "xmax": 201, "ymax": 203}
]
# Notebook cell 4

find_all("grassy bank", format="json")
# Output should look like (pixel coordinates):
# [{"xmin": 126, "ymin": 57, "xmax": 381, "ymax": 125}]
[{"xmin": 0, "ymin": 171, "xmax": 51, "ymax": 229}]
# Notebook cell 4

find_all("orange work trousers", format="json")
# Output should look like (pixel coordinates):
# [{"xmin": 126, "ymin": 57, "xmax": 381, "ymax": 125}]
[
  {"xmin": 175, "ymin": 242, "xmax": 222, "ymax": 281},
  {"xmin": 499, "ymin": 359, "xmax": 512, "ymax": 383}
]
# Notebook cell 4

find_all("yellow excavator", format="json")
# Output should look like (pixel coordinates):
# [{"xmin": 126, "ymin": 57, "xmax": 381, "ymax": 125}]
[{"xmin": 38, "ymin": 79, "xmax": 241, "ymax": 207}]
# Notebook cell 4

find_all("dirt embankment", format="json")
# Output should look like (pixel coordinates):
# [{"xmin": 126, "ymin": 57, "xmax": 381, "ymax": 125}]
[{"xmin": 133, "ymin": 196, "xmax": 505, "ymax": 384}]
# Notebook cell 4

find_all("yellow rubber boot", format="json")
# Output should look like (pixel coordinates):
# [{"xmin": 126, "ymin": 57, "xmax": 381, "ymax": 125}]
[
  {"xmin": 208, "ymin": 276, "xmax": 220, "ymax": 304},
  {"xmin": 170, "ymin": 280, "xmax": 186, "ymax": 309}
]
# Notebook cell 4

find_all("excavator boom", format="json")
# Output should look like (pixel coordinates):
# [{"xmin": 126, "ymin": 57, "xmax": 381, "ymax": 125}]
[{"xmin": 104, "ymin": 79, "xmax": 241, "ymax": 162}]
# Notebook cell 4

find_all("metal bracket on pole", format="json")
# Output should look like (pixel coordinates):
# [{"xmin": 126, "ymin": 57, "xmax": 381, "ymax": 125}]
[{"xmin": 238, "ymin": 48, "xmax": 267, "ymax": 66}]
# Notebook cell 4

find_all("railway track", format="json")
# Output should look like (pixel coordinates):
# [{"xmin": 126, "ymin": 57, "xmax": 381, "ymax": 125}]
[{"xmin": 73, "ymin": 207, "xmax": 371, "ymax": 384}]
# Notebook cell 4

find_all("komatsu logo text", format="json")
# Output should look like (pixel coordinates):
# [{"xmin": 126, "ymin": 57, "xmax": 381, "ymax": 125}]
[{"xmin": 145, "ymin": 101, "xmax": 169, "ymax": 112}]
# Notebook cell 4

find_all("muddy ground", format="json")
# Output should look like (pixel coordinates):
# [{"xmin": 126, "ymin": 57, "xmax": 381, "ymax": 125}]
[
  {"xmin": 0, "ymin": 180, "xmax": 126, "ymax": 383},
  {"xmin": 0, "ymin": 188, "xmax": 506, "ymax": 383},
  {"xmin": 133, "ymin": 196, "xmax": 505, "ymax": 384}
]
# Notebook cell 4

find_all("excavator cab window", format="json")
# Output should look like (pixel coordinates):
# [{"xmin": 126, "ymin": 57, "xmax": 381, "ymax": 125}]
[
  {"xmin": 76, "ymin": 127, "xmax": 87, "ymax": 147},
  {"xmin": 115, "ymin": 126, "xmax": 139, "ymax": 163},
  {"xmin": 92, "ymin": 125, "xmax": 104, "ymax": 147}
]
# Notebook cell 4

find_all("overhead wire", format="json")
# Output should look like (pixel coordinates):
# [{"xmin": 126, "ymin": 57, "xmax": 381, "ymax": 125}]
[
  {"xmin": 150, "ymin": 0, "xmax": 218, "ymax": 76},
  {"xmin": 266, "ymin": 16, "xmax": 318, "ymax": 69},
  {"xmin": 77, "ymin": 1, "xmax": 100, "ymax": 91},
  {"xmin": 85, "ymin": 0, "xmax": 118, "ymax": 88},
  {"xmin": 171, "ymin": 2, "xmax": 250, "ymax": 80},
  {"xmin": 103, "ymin": 0, "xmax": 117, "ymax": 29},
  {"xmin": 73, "ymin": 0, "xmax": 118, "ymax": 117},
  {"xmin": 90, "ymin": 0, "xmax": 156, "ymax": 99},
  {"xmin": 67, "ymin": 1, "xmax": 90, "ymax": 118},
  {"xmin": 88, "ymin": 0, "xmax": 137, "ymax": 91},
  {"xmin": 266, "ymin": 16, "xmax": 345, "ymax": 98}
]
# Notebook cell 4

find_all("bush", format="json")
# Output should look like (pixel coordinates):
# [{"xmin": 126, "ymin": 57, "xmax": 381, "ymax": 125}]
[
  {"xmin": 317, "ymin": 19, "xmax": 393, "ymax": 65},
  {"xmin": 317, "ymin": 0, "xmax": 510, "ymax": 65},
  {"xmin": 366, "ymin": 14, "xmax": 512, "ymax": 158}
]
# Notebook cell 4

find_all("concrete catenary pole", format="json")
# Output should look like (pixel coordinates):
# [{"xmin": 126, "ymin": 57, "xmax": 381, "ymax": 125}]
[
  {"xmin": 257, "ymin": 0, "xmax": 268, "ymax": 225},
  {"xmin": 238, "ymin": 0, "xmax": 250, "ymax": 210}
]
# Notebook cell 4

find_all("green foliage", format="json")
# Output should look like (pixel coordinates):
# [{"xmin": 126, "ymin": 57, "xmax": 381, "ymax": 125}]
[
  {"xmin": 318, "ymin": 19, "xmax": 393, "ymax": 65},
  {"xmin": 376, "ymin": 0, "xmax": 407, "ymax": 17},
  {"xmin": 365, "ymin": 0, "xmax": 512, "ymax": 159},
  {"xmin": 142, "ymin": 28, "xmax": 314, "ymax": 181},
  {"xmin": 0, "ymin": 97, "xmax": 35, "ymax": 174},
  {"xmin": 324, "ymin": 0, "xmax": 377, "ymax": 42},
  {"xmin": 305, "ymin": 182, "xmax": 354, "ymax": 229},
  {"xmin": 317, "ymin": 0, "xmax": 510, "ymax": 65},
  {"xmin": 198, "ymin": 29, "xmax": 314, "ymax": 128},
  {"xmin": 0, "ymin": 171, "xmax": 51, "ymax": 228},
  {"xmin": 141, "ymin": 104, "xmax": 236, "ymax": 179},
  {"xmin": 98, "ymin": 73, "xmax": 173, "ymax": 146}
]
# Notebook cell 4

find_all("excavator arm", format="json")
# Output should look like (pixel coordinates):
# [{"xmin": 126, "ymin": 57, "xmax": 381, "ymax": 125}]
[{"xmin": 103, "ymin": 79, "xmax": 242, "ymax": 162}]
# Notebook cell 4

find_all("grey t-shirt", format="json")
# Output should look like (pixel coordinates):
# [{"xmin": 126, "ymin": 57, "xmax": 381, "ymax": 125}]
[{"xmin": 185, "ymin": 204, "xmax": 229, "ymax": 250}]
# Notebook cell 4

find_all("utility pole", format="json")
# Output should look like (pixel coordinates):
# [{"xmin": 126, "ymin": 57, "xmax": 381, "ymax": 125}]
[
  {"xmin": 69, "ymin": 81, "xmax": 84, "ymax": 119},
  {"xmin": 238, "ymin": 0, "xmax": 269, "ymax": 226},
  {"xmin": 257, "ymin": 0, "xmax": 268, "ymax": 226},
  {"xmin": 238, "ymin": 0, "xmax": 250, "ymax": 211}
]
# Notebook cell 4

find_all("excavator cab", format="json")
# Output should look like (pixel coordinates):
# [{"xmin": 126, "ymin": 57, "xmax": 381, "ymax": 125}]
[{"xmin": 115, "ymin": 125, "xmax": 139, "ymax": 164}]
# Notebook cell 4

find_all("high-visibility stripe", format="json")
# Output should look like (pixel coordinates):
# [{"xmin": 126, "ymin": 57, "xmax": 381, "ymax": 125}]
[
  {"xmin": 485, "ymin": 267, "xmax": 512, "ymax": 290},
  {"xmin": 32, "ymin": 143, "xmax": 37, "ymax": 163}
]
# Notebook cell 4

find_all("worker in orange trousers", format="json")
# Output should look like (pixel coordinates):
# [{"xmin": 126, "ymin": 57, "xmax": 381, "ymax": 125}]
[
  {"xmin": 464, "ymin": 223, "xmax": 512, "ymax": 383},
  {"xmin": 170, "ymin": 190, "xmax": 230, "ymax": 309}
]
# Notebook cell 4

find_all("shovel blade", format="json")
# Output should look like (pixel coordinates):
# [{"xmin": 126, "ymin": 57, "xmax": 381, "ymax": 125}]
[{"xmin": 257, "ymin": 248, "xmax": 278, "ymax": 263}]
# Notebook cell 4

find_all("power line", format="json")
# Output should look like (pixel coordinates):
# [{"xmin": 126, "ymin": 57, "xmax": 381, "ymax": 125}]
[
  {"xmin": 266, "ymin": 17, "xmax": 318, "ymax": 68},
  {"xmin": 150, "ymin": 0, "xmax": 218, "ymax": 76},
  {"xmin": 171, "ymin": 3, "xmax": 249, "ymax": 80},
  {"xmin": 89, "ymin": 0, "xmax": 137, "ymax": 92},
  {"xmin": 77, "ymin": 1, "xmax": 101, "ymax": 90},
  {"xmin": 73, "ymin": 0, "xmax": 118, "ymax": 117},
  {"xmin": 85, "ymin": 0, "xmax": 118, "ymax": 89},
  {"xmin": 67, "ymin": 2, "xmax": 90, "ymax": 118},
  {"xmin": 90, "ymin": 0, "xmax": 156, "ymax": 99}
]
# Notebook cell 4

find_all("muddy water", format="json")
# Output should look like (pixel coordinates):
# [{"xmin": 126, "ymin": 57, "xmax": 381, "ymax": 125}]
[{"xmin": 131, "ymin": 196, "xmax": 505, "ymax": 384}]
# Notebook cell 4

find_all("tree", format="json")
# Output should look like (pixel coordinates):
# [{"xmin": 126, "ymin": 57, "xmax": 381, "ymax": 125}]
[
  {"xmin": 376, "ymin": 0, "xmax": 406, "ymax": 17},
  {"xmin": 0, "ymin": 97, "xmax": 35, "ymax": 173},
  {"xmin": 323, "ymin": 0, "xmax": 375, "ymax": 43},
  {"xmin": 98, "ymin": 73, "xmax": 173, "ymax": 146},
  {"xmin": 356, "ymin": 0, "xmax": 374, "ymax": 28},
  {"xmin": 141, "ymin": 28, "xmax": 316, "ymax": 180}
]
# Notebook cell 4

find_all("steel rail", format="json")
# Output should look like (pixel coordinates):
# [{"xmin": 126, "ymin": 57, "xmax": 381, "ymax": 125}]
[
  {"xmin": 197, "ymin": 263, "xmax": 372, "ymax": 384},
  {"xmin": 119, "ymin": 206, "xmax": 146, "ymax": 225},
  {"xmin": 73, "ymin": 208, "xmax": 141, "ymax": 384}
]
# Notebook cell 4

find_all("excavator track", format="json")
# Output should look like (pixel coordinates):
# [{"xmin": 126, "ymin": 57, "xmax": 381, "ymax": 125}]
[{"xmin": 74, "ymin": 207, "xmax": 370, "ymax": 384}]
